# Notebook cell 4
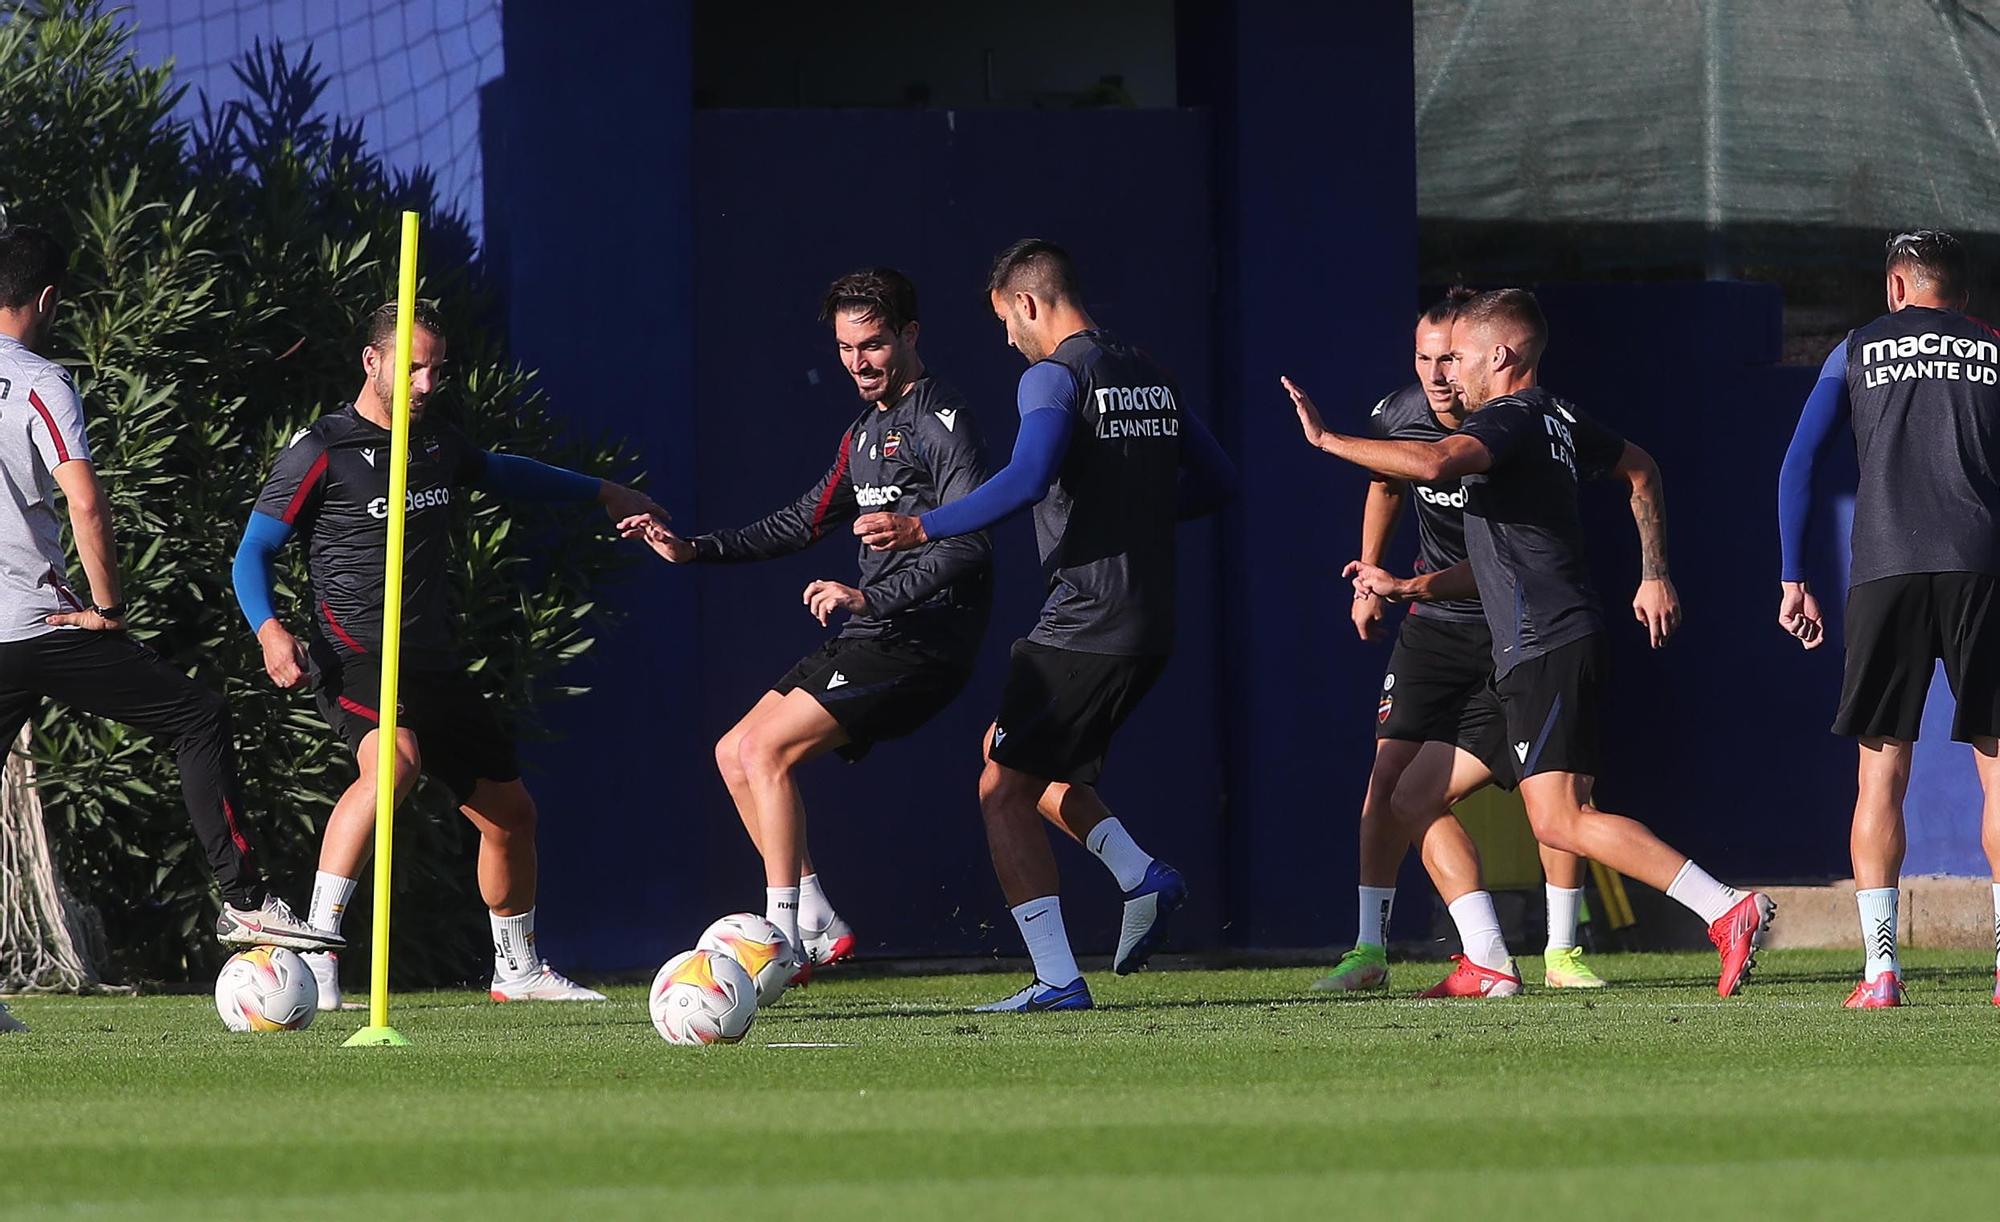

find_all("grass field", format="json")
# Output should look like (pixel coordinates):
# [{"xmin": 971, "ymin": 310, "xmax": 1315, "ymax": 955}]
[{"xmin": 6, "ymin": 949, "xmax": 1999, "ymax": 1220}]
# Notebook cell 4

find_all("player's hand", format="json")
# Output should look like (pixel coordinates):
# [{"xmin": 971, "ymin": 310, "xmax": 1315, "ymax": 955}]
[
  {"xmin": 804, "ymin": 579, "xmax": 867, "ymax": 626},
  {"xmin": 854, "ymin": 512, "xmax": 926, "ymax": 552},
  {"xmin": 617, "ymin": 513, "xmax": 696, "ymax": 563},
  {"xmin": 1281, "ymin": 376, "xmax": 1328, "ymax": 449},
  {"xmin": 598, "ymin": 481, "xmax": 669, "ymax": 527},
  {"xmin": 1631, "ymin": 576, "xmax": 1682, "ymax": 648},
  {"xmin": 1342, "ymin": 559, "xmax": 1410, "ymax": 602},
  {"xmin": 1351, "ymin": 589, "xmax": 1386, "ymax": 641},
  {"xmin": 256, "ymin": 620, "xmax": 308, "ymax": 689},
  {"xmin": 1778, "ymin": 580, "xmax": 1825, "ymax": 650},
  {"xmin": 45, "ymin": 608, "xmax": 124, "ymax": 632}
]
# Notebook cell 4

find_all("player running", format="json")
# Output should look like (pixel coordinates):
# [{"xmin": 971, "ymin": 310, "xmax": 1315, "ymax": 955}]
[
  {"xmin": 1302, "ymin": 288, "xmax": 1774, "ymax": 998},
  {"xmin": 620, "ymin": 267, "xmax": 992, "ymax": 967},
  {"xmin": 0, "ymin": 225, "xmax": 334, "ymax": 952},
  {"xmin": 1312, "ymin": 289, "xmax": 1681, "ymax": 996},
  {"xmin": 234, "ymin": 299, "xmax": 665, "ymax": 1006},
  {"xmin": 855, "ymin": 240, "xmax": 1237, "ymax": 1012},
  {"xmin": 1777, "ymin": 230, "xmax": 2000, "ymax": 1008}
]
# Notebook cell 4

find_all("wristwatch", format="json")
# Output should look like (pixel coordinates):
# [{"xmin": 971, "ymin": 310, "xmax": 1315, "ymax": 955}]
[{"xmin": 93, "ymin": 603, "xmax": 127, "ymax": 620}]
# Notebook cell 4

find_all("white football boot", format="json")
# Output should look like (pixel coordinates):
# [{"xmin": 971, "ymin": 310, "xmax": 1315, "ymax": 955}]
[
  {"xmin": 490, "ymin": 963, "xmax": 607, "ymax": 1002},
  {"xmin": 801, "ymin": 914, "xmax": 857, "ymax": 967}
]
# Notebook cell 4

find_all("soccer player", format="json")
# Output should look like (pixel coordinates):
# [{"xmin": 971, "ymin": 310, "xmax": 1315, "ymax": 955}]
[
  {"xmin": 619, "ymin": 267, "xmax": 992, "ymax": 965},
  {"xmin": 1302, "ymin": 288, "xmax": 1774, "ymax": 998},
  {"xmin": 855, "ymin": 240, "xmax": 1237, "ymax": 1012},
  {"xmin": 1777, "ymin": 230, "xmax": 2000, "ymax": 1008},
  {"xmin": 0, "ymin": 226, "xmax": 334, "ymax": 952},
  {"xmin": 234, "ymin": 299, "xmax": 666, "ymax": 1006},
  {"xmin": 1312, "ymin": 290, "xmax": 1682, "ymax": 996}
]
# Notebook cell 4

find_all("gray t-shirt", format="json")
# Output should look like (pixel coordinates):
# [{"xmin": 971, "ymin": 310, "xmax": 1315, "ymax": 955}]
[{"xmin": 0, "ymin": 335, "xmax": 94, "ymax": 641}]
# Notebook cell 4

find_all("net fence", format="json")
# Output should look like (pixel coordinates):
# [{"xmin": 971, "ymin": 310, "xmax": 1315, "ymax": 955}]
[{"xmin": 128, "ymin": 0, "xmax": 503, "ymax": 240}]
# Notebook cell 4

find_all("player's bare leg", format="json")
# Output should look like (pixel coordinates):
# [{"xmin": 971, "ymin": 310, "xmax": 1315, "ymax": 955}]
[
  {"xmin": 1035, "ymin": 775, "xmax": 1185, "ymax": 975},
  {"xmin": 1970, "ymin": 738, "xmax": 2000, "ymax": 1005},
  {"xmin": 1315, "ymin": 740, "xmax": 1426, "ymax": 992},
  {"xmin": 300, "ymin": 728, "xmax": 420, "ymax": 1009},
  {"xmin": 1518, "ymin": 771, "xmax": 1773, "ymax": 996},
  {"xmin": 973, "ymin": 753, "xmax": 1091, "ymax": 1012},
  {"xmin": 1389, "ymin": 742, "xmax": 1521, "ymax": 996},
  {"xmin": 735, "ymin": 689, "xmax": 847, "ymax": 957},
  {"xmin": 1843, "ymin": 736, "xmax": 1912, "ymax": 1005},
  {"xmin": 460, "ymin": 777, "xmax": 602, "ymax": 1002}
]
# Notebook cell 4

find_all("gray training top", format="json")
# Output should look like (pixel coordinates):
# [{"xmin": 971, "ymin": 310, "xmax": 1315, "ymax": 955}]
[{"xmin": 0, "ymin": 334, "xmax": 94, "ymax": 641}]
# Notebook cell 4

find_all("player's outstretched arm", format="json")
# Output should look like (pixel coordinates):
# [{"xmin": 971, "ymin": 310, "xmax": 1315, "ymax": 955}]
[
  {"xmin": 1608, "ymin": 440, "xmax": 1681, "ymax": 648},
  {"xmin": 644, "ymin": 434, "xmax": 860, "ymax": 566},
  {"xmin": 858, "ymin": 365, "xmax": 1076, "ymax": 552},
  {"xmin": 469, "ymin": 451, "xmax": 669, "ymax": 525},
  {"xmin": 48, "ymin": 460, "xmax": 125, "ymax": 632},
  {"xmin": 1176, "ymin": 409, "xmax": 1238, "ymax": 520},
  {"xmin": 1342, "ymin": 558, "xmax": 1476, "ymax": 604},
  {"xmin": 1282, "ymin": 376, "xmax": 1489, "ymax": 481},
  {"xmin": 1775, "ymin": 341, "xmax": 1849, "ymax": 650}
]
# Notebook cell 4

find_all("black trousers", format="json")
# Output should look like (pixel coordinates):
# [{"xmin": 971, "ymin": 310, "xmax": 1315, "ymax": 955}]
[{"xmin": 0, "ymin": 630, "xmax": 263, "ymax": 906}]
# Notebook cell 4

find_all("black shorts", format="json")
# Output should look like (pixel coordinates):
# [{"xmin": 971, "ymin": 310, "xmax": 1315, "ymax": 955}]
[
  {"xmin": 774, "ymin": 637, "xmax": 974, "ymax": 762},
  {"xmin": 1493, "ymin": 634, "xmax": 1606, "ymax": 782},
  {"xmin": 1378, "ymin": 611, "xmax": 1514, "ymax": 786},
  {"xmin": 312, "ymin": 654, "xmax": 519, "ymax": 805},
  {"xmin": 988, "ymin": 639, "xmax": 1167, "ymax": 785},
  {"xmin": 1835, "ymin": 572, "xmax": 2000, "ymax": 742}
]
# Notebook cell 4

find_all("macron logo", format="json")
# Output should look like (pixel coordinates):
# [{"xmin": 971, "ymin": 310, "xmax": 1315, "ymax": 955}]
[
  {"xmin": 992, "ymin": 726, "xmax": 1007, "ymax": 746},
  {"xmin": 935, "ymin": 408, "xmax": 958, "ymax": 432},
  {"xmin": 826, "ymin": 672, "xmax": 848, "ymax": 690},
  {"xmin": 1371, "ymin": 397, "xmax": 1388, "ymax": 417},
  {"xmin": 1514, "ymin": 741, "xmax": 1530, "ymax": 763},
  {"xmin": 361, "ymin": 448, "xmax": 377, "ymax": 467}
]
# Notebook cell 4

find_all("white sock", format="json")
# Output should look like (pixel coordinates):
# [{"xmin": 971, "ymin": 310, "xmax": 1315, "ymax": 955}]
[
  {"xmin": 1545, "ymin": 885, "xmax": 1583, "ymax": 953},
  {"xmin": 1665, "ymin": 860, "xmax": 1742, "ymax": 925},
  {"xmin": 1446, "ymin": 891, "xmax": 1511, "ymax": 971},
  {"xmin": 766, "ymin": 886, "xmax": 801, "ymax": 947},
  {"xmin": 309, "ymin": 871, "xmax": 357, "ymax": 935},
  {"xmin": 1856, "ymin": 886, "xmax": 1899, "ymax": 979},
  {"xmin": 1084, "ymin": 818, "xmax": 1154, "ymax": 892},
  {"xmin": 1011, "ymin": 895, "xmax": 1082, "ymax": 986},
  {"xmin": 798, "ymin": 873, "xmax": 835, "ymax": 929},
  {"xmin": 1990, "ymin": 882, "xmax": 2000, "ymax": 973},
  {"xmin": 1357, "ymin": 886, "xmax": 1396, "ymax": 949},
  {"xmin": 490, "ymin": 908, "xmax": 541, "ymax": 979}
]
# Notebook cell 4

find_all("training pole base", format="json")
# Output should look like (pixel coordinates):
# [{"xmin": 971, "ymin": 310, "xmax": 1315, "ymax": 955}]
[{"xmin": 342, "ymin": 1025, "xmax": 411, "ymax": 1048}]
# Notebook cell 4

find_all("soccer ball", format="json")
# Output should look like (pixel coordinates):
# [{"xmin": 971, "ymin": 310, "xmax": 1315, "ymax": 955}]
[
  {"xmin": 697, "ymin": 913, "xmax": 803, "ymax": 1008},
  {"xmin": 649, "ymin": 949, "xmax": 757, "ymax": 1046},
  {"xmin": 214, "ymin": 946, "xmax": 318, "ymax": 1032}
]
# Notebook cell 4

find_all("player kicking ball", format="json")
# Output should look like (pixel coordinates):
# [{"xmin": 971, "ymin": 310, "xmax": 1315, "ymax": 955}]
[
  {"xmin": 856, "ymin": 240, "xmax": 1237, "ymax": 1012},
  {"xmin": 1777, "ymin": 230, "xmax": 2000, "ymax": 1008},
  {"xmin": 1306, "ymin": 290, "xmax": 1681, "ymax": 997},
  {"xmin": 620, "ymin": 268, "xmax": 992, "ymax": 968},
  {"xmin": 235, "ymin": 300, "xmax": 666, "ymax": 1006},
  {"xmin": 1301, "ymin": 289, "xmax": 1774, "ymax": 998},
  {"xmin": 0, "ymin": 225, "xmax": 334, "ymax": 954}
]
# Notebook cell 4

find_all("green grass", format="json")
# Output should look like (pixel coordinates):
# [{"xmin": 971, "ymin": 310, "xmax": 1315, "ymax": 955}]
[{"xmin": 5, "ymin": 949, "xmax": 1999, "ymax": 1220}]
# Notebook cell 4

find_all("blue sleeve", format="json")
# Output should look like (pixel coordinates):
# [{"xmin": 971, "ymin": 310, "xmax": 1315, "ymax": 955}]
[
  {"xmin": 1777, "ymin": 340, "xmax": 1850, "ymax": 582},
  {"xmin": 1177, "ymin": 410, "xmax": 1237, "ymax": 519},
  {"xmin": 231, "ymin": 510, "xmax": 293, "ymax": 632},
  {"xmin": 473, "ymin": 452, "xmax": 601, "ymax": 502},
  {"xmin": 919, "ymin": 362, "xmax": 1076, "ymax": 539}
]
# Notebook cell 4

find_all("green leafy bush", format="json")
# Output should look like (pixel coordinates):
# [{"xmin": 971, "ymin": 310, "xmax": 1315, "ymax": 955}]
[{"xmin": 0, "ymin": 2, "xmax": 639, "ymax": 985}]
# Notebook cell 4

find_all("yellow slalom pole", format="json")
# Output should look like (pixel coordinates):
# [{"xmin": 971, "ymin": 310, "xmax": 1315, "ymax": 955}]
[{"xmin": 345, "ymin": 211, "xmax": 421, "ymax": 1049}]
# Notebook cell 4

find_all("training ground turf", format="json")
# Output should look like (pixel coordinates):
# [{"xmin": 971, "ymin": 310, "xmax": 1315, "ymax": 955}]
[{"xmin": 5, "ymin": 949, "xmax": 1999, "ymax": 1220}]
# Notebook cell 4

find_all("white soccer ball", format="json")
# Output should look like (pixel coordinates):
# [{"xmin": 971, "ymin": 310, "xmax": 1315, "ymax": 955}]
[
  {"xmin": 697, "ymin": 913, "xmax": 803, "ymax": 1008},
  {"xmin": 649, "ymin": 948, "xmax": 757, "ymax": 1046},
  {"xmin": 214, "ymin": 946, "xmax": 318, "ymax": 1032}
]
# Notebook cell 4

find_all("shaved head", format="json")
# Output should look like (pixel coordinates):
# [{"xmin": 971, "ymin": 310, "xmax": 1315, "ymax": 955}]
[{"xmin": 1454, "ymin": 288, "xmax": 1547, "ymax": 365}]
